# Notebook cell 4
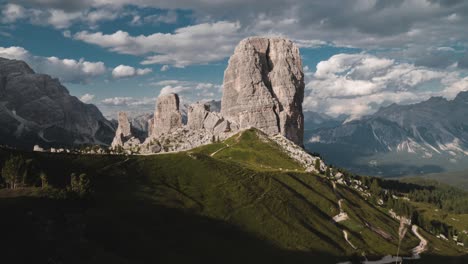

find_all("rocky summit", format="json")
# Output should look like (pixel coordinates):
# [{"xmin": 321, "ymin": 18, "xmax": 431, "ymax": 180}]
[
  {"xmin": 111, "ymin": 112, "xmax": 141, "ymax": 149},
  {"xmin": 152, "ymin": 93, "xmax": 183, "ymax": 136},
  {"xmin": 0, "ymin": 58, "xmax": 115, "ymax": 149},
  {"xmin": 112, "ymin": 36, "xmax": 305, "ymax": 154},
  {"xmin": 221, "ymin": 37, "xmax": 305, "ymax": 146}
]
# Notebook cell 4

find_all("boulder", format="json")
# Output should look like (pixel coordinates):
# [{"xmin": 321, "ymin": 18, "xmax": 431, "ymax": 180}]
[
  {"xmin": 203, "ymin": 112, "xmax": 224, "ymax": 132},
  {"xmin": 187, "ymin": 103, "xmax": 209, "ymax": 130}
]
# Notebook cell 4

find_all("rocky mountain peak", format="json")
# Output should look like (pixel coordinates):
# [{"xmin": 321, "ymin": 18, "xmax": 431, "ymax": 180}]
[
  {"xmin": 111, "ymin": 111, "xmax": 141, "ymax": 149},
  {"xmin": 221, "ymin": 36, "xmax": 304, "ymax": 146},
  {"xmin": 0, "ymin": 57, "xmax": 115, "ymax": 149},
  {"xmin": 152, "ymin": 93, "xmax": 183, "ymax": 136},
  {"xmin": 112, "ymin": 36, "xmax": 305, "ymax": 154},
  {"xmin": 0, "ymin": 58, "xmax": 34, "ymax": 76}
]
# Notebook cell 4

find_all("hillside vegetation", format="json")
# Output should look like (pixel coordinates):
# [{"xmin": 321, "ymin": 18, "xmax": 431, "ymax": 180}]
[{"xmin": 0, "ymin": 129, "xmax": 466, "ymax": 263}]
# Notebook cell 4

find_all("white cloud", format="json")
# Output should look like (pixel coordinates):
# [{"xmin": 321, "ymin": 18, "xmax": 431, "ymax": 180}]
[
  {"xmin": 293, "ymin": 39, "xmax": 327, "ymax": 48},
  {"xmin": 80, "ymin": 93, "xmax": 95, "ymax": 103},
  {"xmin": 0, "ymin": 46, "xmax": 106, "ymax": 83},
  {"xmin": 160, "ymin": 65, "xmax": 170, "ymax": 71},
  {"xmin": 442, "ymin": 77, "xmax": 468, "ymax": 99},
  {"xmin": 129, "ymin": 10, "xmax": 178, "ymax": 26},
  {"xmin": 73, "ymin": 21, "xmax": 242, "ymax": 67},
  {"xmin": 150, "ymin": 79, "xmax": 222, "ymax": 101},
  {"xmin": 101, "ymin": 96, "xmax": 156, "ymax": 106},
  {"xmin": 0, "ymin": 46, "xmax": 29, "ymax": 59},
  {"xmin": 1, "ymin": 4, "xmax": 26, "ymax": 23},
  {"xmin": 0, "ymin": 4, "xmax": 122, "ymax": 29},
  {"xmin": 101, "ymin": 97, "xmax": 135, "ymax": 106},
  {"xmin": 112, "ymin": 64, "xmax": 152, "ymax": 78},
  {"xmin": 305, "ymin": 53, "xmax": 466, "ymax": 120},
  {"xmin": 159, "ymin": 85, "xmax": 191, "ymax": 96}
]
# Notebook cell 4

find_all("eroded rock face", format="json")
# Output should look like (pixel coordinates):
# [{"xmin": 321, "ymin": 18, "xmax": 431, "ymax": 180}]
[
  {"xmin": 153, "ymin": 93, "xmax": 183, "ymax": 136},
  {"xmin": 187, "ymin": 103, "xmax": 210, "ymax": 130},
  {"xmin": 221, "ymin": 37, "xmax": 304, "ymax": 145},
  {"xmin": 0, "ymin": 57, "xmax": 115, "ymax": 149},
  {"xmin": 111, "ymin": 112, "xmax": 139, "ymax": 148}
]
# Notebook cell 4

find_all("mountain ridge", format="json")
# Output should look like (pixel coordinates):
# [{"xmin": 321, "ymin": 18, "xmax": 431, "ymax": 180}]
[
  {"xmin": 0, "ymin": 57, "xmax": 115, "ymax": 149},
  {"xmin": 308, "ymin": 91, "xmax": 468, "ymax": 176}
]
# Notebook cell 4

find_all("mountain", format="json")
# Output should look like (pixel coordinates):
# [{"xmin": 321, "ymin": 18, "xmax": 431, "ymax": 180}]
[
  {"xmin": 0, "ymin": 58, "xmax": 115, "ymax": 149},
  {"xmin": 303, "ymin": 111, "xmax": 345, "ymax": 140},
  {"xmin": 307, "ymin": 92, "xmax": 468, "ymax": 176},
  {"xmin": 0, "ymin": 128, "xmax": 466, "ymax": 263}
]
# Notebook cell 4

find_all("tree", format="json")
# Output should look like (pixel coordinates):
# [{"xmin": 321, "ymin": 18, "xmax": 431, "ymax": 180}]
[
  {"xmin": 70, "ymin": 173, "xmax": 92, "ymax": 196},
  {"xmin": 78, "ymin": 173, "xmax": 91, "ymax": 195},
  {"xmin": 1, "ymin": 155, "xmax": 26, "ymax": 189},
  {"xmin": 314, "ymin": 159, "xmax": 321, "ymax": 173},
  {"xmin": 325, "ymin": 167, "xmax": 331, "ymax": 177},
  {"xmin": 40, "ymin": 172, "xmax": 48, "ymax": 188},
  {"xmin": 370, "ymin": 179, "xmax": 381, "ymax": 196},
  {"xmin": 70, "ymin": 173, "xmax": 80, "ymax": 193}
]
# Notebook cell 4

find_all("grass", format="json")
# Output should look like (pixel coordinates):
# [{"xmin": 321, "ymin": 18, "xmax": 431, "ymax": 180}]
[
  {"xmin": 194, "ymin": 129, "xmax": 304, "ymax": 171},
  {"xmin": 0, "ymin": 128, "xmax": 466, "ymax": 263}
]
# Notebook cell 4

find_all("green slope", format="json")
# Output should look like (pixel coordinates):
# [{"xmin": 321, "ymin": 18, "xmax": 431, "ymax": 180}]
[{"xmin": 0, "ymin": 129, "xmax": 466, "ymax": 263}]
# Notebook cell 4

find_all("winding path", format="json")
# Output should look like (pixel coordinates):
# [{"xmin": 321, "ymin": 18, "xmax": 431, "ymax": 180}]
[
  {"xmin": 210, "ymin": 143, "xmax": 230, "ymax": 157},
  {"xmin": 333, "ymin": 199, "xmax": 349, "ymax": 222},
  {"xmin": 411, "ymin": 225, "xmax": 428, "ymax": 257},
  {"xmin": 343, "ymin": 230, "xmax": 357, "ymax": 250}
]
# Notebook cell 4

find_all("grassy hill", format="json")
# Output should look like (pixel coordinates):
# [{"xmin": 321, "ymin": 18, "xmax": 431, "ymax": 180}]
[{"xmin": 0, "ymin": 129, "xmax": 466, "ymax": 263}]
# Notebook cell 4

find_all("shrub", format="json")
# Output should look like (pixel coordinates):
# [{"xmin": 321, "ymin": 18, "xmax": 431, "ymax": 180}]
[{"xmin": 1, "ymin": 155, "xmax": 27, "ymax": 189}]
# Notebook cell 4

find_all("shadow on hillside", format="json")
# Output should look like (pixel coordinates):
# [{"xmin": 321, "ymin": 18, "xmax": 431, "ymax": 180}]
[
  {"xmin": 0, "ymin": 194, "xmax": 350, "ymax": 264},
  {"xmin": 1, "ymin": 195, "xmax": 466, "ymax": 264}
]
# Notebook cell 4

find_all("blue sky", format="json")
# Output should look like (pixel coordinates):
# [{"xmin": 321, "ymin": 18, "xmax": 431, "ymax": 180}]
[{"xmin": 1, "ymin": 1, "xmax": 467, "ymax": 119}]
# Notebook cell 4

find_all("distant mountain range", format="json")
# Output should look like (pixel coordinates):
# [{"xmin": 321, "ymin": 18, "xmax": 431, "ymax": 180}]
[
  {"xmin": 307, "ymin": 91, "xmax": 468, "ymax": 176},
  {"xmin": 0, "ymin": 57, "xmax": 115, "ymax": 149}
]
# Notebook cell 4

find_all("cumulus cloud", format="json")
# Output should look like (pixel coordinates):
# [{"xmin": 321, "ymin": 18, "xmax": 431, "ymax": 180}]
[
  {"xmin": 1, "ymin": 3, "xmax": 121, "ymax": 28},
  {"xmin": 150, "ymin": 79, "xmax": 222, "ymax": 101},
  {"xmin": 305, "ymin": 53, "xmax": 466, "ymax": 120},
  {"xmin": 5, "ymin": 1, "xmax": 468, "ymax": 71},
  {"xmin": 0, "ymin": 46, "xmax": 106, "ymax": 83},
  {"xmin": 160, "ymin": 65, "xmax": 170, "ymax": 71},
  {"xmin": 1, "ymin": 3, "xmax": 26, "ymax": 23},
  {"xmin": 101, "ymin": 97, "xmax": 135, "ymax": 106},
  {"xmin": 111, "ymin": 64, "xmax": 152, "ymax": 78},
  {"xmin": 73, "ymin": 21, "xmax": 242, "ymax": 67},
  {"xmin": 80, "ymin": 93, "xmax": 95, "ymax": 103},
  {"xmin": 98, "ymin": 96, "xmax": 157, "ymax": 117},
  {"xmin": 131, "ymin": 10, "xmax": 178, "ymax": 25}
]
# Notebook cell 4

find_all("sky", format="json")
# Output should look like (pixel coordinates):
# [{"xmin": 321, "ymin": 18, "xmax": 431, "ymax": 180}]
[{"xmin": 0, "ymin": 0, "xmax": 467, "ymax": 120}]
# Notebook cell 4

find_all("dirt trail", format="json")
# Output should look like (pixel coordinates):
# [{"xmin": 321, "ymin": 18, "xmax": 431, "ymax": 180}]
[
  {"xmin": 210, "ymin": 143, "xmax": 230, "ymax": 157},
  {"xmin": 411, "ymin": 225, "xmax": 428, "ymax": 257},
  {"xmin": 343, "ymin": 230, "xmax": 357, "ymax": 249}
]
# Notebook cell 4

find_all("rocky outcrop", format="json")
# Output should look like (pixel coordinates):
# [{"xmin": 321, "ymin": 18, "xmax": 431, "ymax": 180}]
[
  {"xmin": 187, "ymin": 103, "xmax": 210, "ymax": 130},
  {"xmin": 152, "ymin": 93, "xmax": 183, "ymax": 136},
  {"xmin": 111, "ymin": 112, "xmax": 140, "ymax": 148},
  {"xmin": 221, "ymin": 37, "xmax": 304, "ymax": 146},
  {"xmin": 187, "ymin": 102, "xmax": 233, "ymax": 133},
  {"xmin": 0, "ymin": 57, "xmax": 115, "ymax": 149}
]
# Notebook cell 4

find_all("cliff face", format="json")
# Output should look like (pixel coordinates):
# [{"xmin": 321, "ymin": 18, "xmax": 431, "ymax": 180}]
[
  {"xmin": 221, "ymin": 37, "xmax": 304, "ymax": 146},
  {"xmin": 112, "ymin": 36, "xmax": 306, "ymax": 153},
  {"xmin": 0, "ymin": 57, "xmax": 114, "ymax": 149},
  {"xmin": 152, "ymin": 93, "xmax": 183, "ymax": 136}
]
